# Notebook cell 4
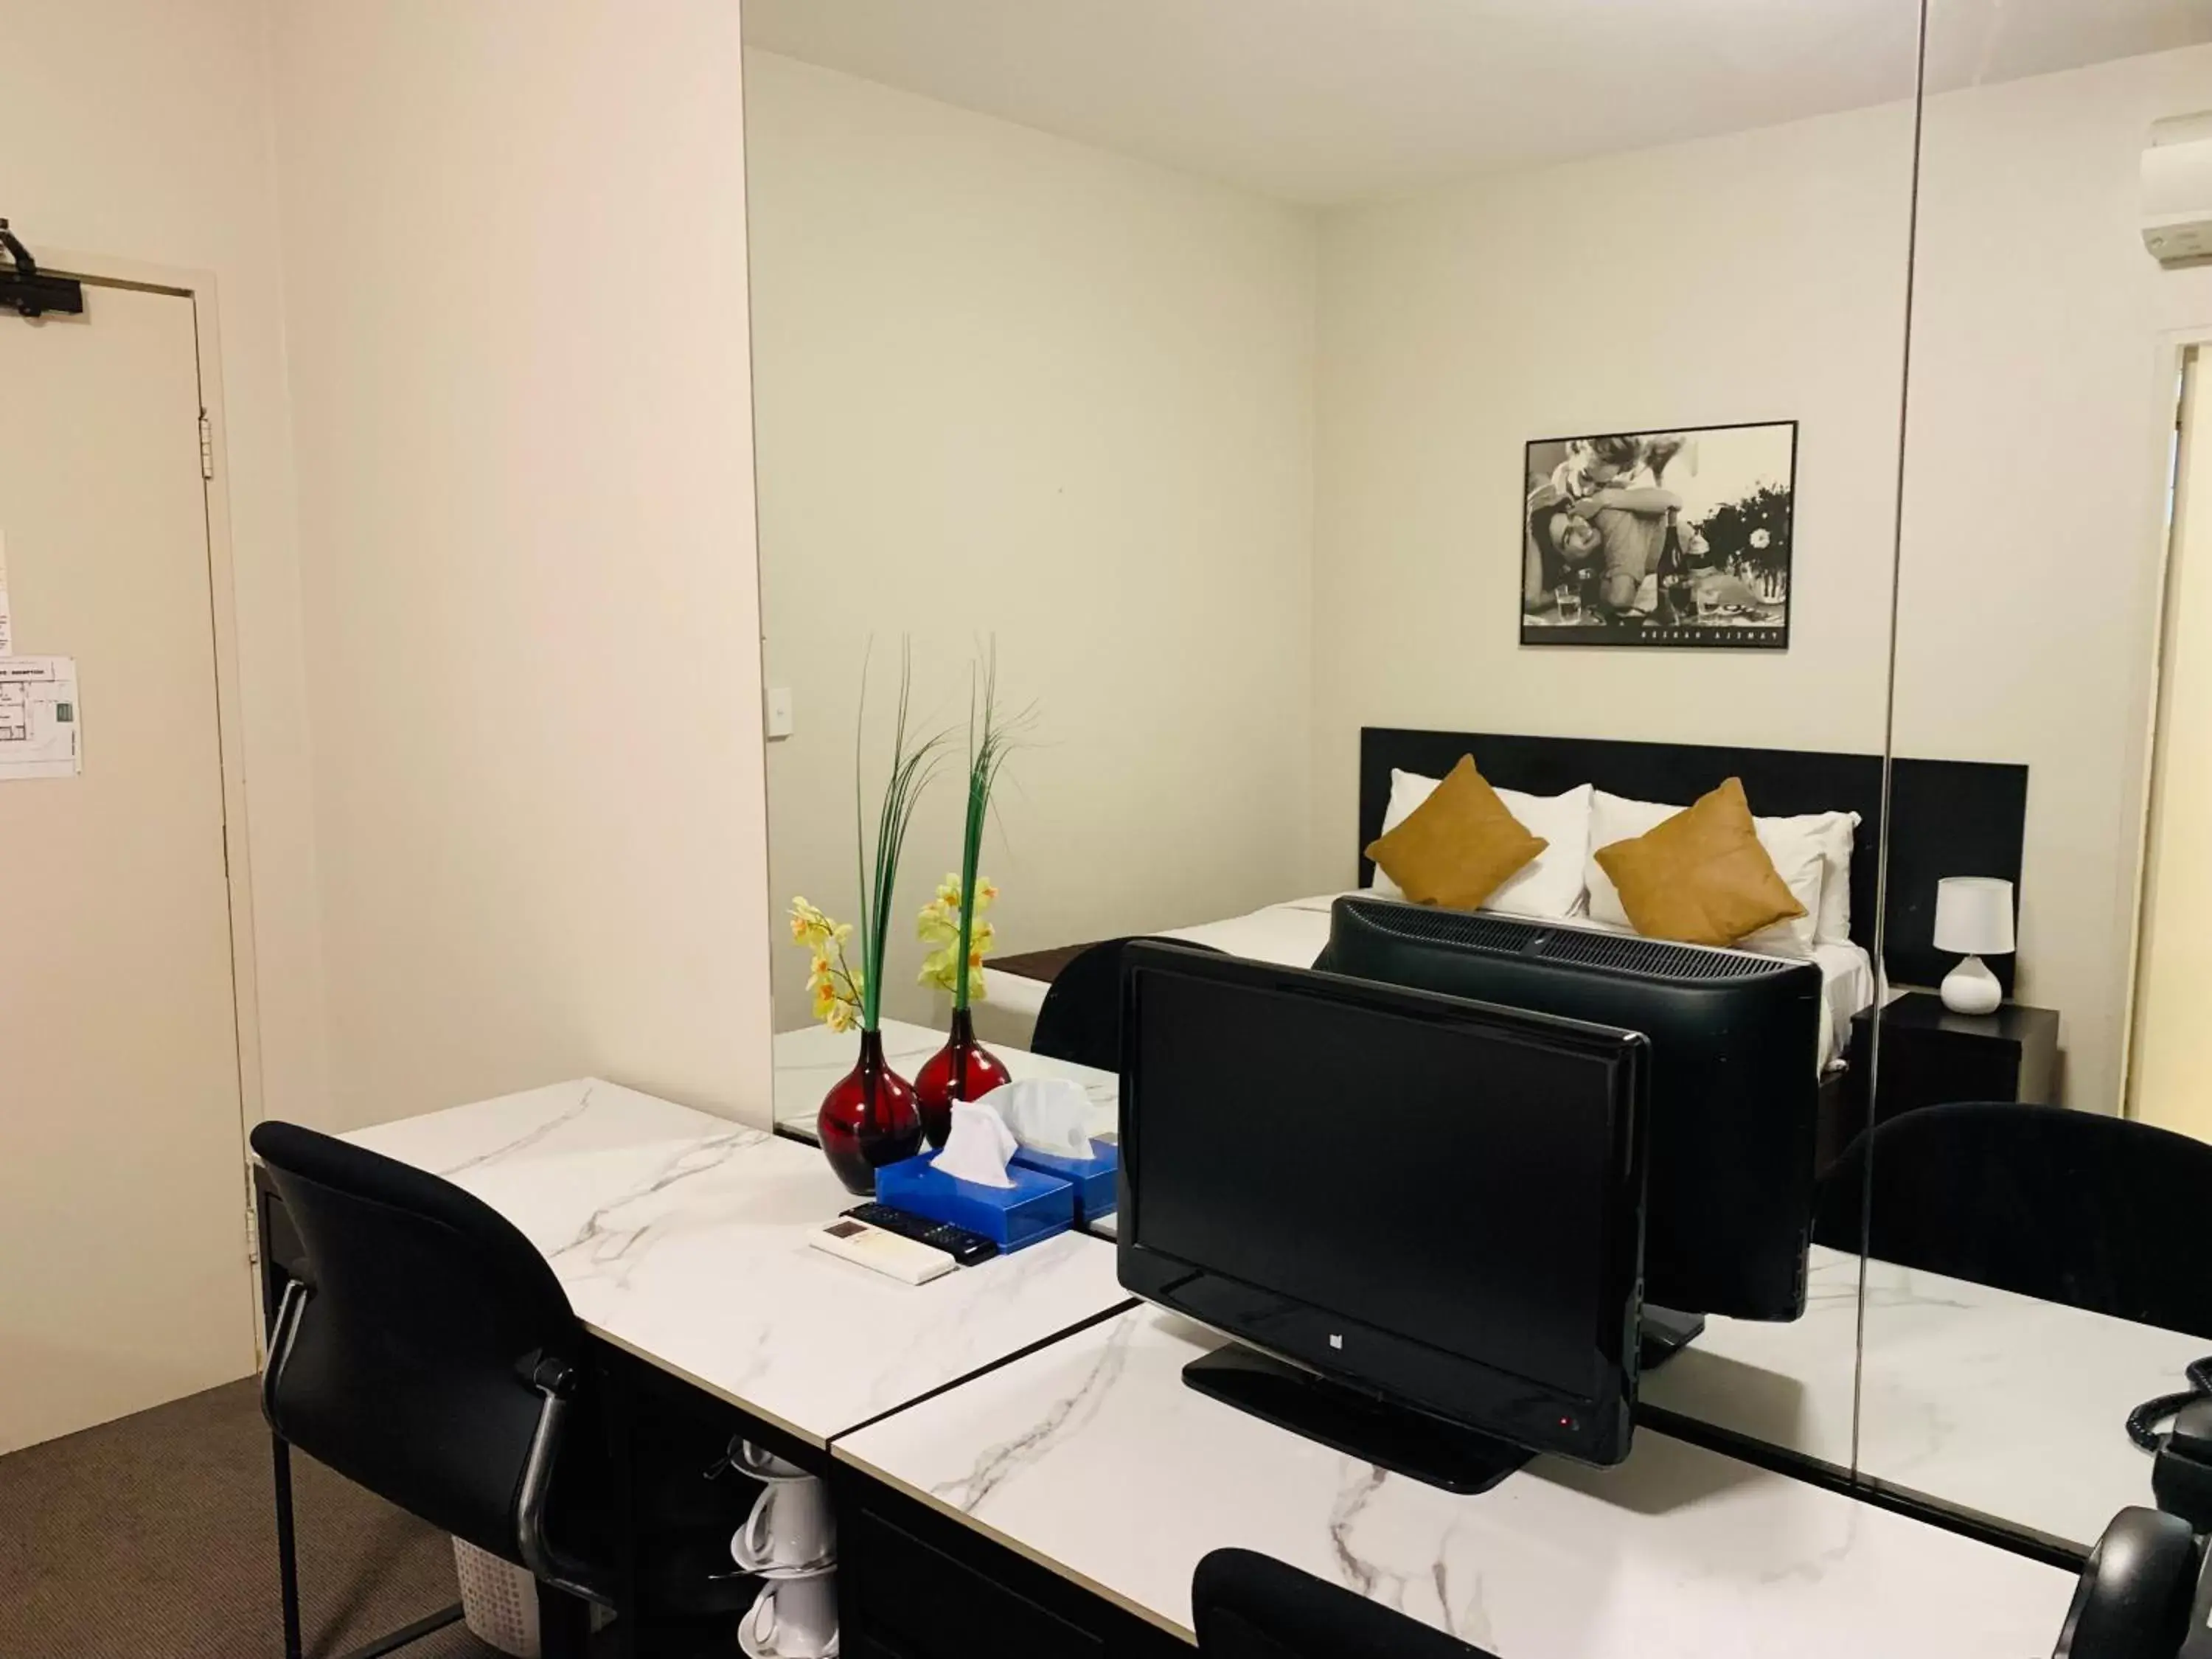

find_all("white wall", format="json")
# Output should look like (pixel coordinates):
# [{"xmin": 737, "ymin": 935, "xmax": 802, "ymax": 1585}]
[
  {"xmin": 1893, "ymin": 45, "xmax": 2212, "ymax": 1113},
  {"xmin": 746, "ymin": 52, "xmax": 1318, "ymax": 1032},
  {"xmin": 271, "ymin": 1, "xmax": 773, "ymax": 1127},
  {"xmin": 0, "ymin": 0, "xmax": 331, "ymax": 1127},
  {"xmin": 1310, "ymin": 101, "xmax": 1919, "ymax": 872}
]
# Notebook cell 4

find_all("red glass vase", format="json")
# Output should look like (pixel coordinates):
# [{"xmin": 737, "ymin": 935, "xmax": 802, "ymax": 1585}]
[
  {"xmin": 914, "ymin": 1008, "xmax": 1013, "ymax": 1150},
  {"xmin": 818, "ymin": 1028, "xmax": 924, "ymax": 1194}
]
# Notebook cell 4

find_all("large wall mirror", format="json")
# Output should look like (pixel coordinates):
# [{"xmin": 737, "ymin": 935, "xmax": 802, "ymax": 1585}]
[
  {"xmin": 1847, "ymin": 2, "xmax": 2212, "ymax": 1556},
  {"xmin": 745, "ymin": 0, "xmax": 2212, "ymax": 1510}
]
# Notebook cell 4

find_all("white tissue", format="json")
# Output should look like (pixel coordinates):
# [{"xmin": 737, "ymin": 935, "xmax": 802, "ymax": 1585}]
[
  {"xmin": 981, "ymin": 1077, "xmax": 1095, "ymax": 1159},
  {"xmin": 934, "ymin": 1100, "xmax": 1018, "ymax": 1187}
]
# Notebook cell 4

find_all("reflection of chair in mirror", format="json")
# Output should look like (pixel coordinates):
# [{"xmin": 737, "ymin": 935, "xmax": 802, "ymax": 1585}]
[
  {"xmin": 1193, "ymin": 1548, "xmax": 1499, "ymax": 1659},
  {"xmin": 1813, "ymin": 1102, "xmax": 2212, "ymax": 1338},
  {"xmin": 1031, "ymin": 936, "xmax": 1220, "ymax": 1073}
]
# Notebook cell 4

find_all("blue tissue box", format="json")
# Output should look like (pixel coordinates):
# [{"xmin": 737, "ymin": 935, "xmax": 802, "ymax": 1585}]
[
  {"xmin": 876, "ymin": 1152, "xmax": 1074, "ymax": 1252},
  {"xmin": 1009, "ymin": 1140, "xmax": 1118, "ymax": 1224}
]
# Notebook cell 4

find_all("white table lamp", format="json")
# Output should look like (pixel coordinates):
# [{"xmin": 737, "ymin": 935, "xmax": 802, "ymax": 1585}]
[{"xmin": 1933, "ymin": 877, "xmax": 2014, "ymax": 1015}]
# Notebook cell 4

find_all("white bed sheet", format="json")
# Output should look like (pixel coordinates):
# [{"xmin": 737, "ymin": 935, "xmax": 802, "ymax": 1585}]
[{"xmin": 1160, "ymin": 894, "xmax": 1876, "ymax": 1074}]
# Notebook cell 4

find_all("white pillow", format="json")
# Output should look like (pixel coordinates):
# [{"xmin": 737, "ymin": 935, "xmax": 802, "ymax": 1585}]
[
  {"xmin": 1368, "ymin": 768, "xmax": 1593, "ymax": 920},
  {"xmin": 1760, "ymin": 810, "xmax": 1860, "ymax": 945},
  {"xmin": 1584, "ymin": 788, "xmax": 1827, "ymax": 958}
]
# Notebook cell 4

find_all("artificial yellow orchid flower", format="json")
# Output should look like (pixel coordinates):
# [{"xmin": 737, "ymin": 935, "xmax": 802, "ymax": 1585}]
[
  {"xmin": 916, "ymin": 876, "xmax": 998, "ymax": 997},
  {"xmin": 790, "ymin": 896, "xmax": 865, "ymax": 1032}
]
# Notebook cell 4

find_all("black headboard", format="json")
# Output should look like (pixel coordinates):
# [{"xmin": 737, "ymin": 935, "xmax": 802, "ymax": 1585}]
[{"xmin": 1357, "ymin": 727, "xmax": 2028, "ymax": 993}]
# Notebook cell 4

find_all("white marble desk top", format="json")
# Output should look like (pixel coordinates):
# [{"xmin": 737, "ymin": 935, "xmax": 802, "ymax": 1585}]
[
  {"xmin": 342, "ymin": 1079, "xmax": 1130, "ymax": 1446},
  {"xmin": 835, "ymin": 1304, "xmax": 2073, "ymax": 1656},
  {"xmin": 1635, "ymin": 1244, "xmax": 1861, "ymax": 1472},
  {"xmin": 1634, "ymin": 1241, "xmax": 2205, "ymax": 1552},
  {"xmin": 1856, "ymin": 1258, "xmax": 2207, "ymax": 1552},
  {"xmin": 773, "ymin": 1018, "xmax": 1118, "ymax": 1145}
]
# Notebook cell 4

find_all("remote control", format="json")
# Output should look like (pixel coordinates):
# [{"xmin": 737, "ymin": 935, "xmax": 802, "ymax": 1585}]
[
  {"xmin": 807, "ymin": 1217, "xmax": 954, "ymax": 1284},
  {"xmin": 844, "ymin": 1203, "xmax": 1000, "ymax": 1266}
]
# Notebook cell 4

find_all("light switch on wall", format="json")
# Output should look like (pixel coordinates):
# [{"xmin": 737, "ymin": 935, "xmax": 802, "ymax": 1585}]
[{"xmin": 765, "ymin": 686, "xmax": 795, "ymax": 740}]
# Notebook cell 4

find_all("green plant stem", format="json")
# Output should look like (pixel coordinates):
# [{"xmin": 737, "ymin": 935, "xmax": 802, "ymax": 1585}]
[
  {"xmin": 953, "ymin": 779, "xmax": 984, "ymax": 1011},
  {"xmin": 854, "ymin": 639, "xmax": 946, "ymax": 1033},
  {"xmin": 853, "ymin": 647, "xmax": 873, "ymax": 1032}
]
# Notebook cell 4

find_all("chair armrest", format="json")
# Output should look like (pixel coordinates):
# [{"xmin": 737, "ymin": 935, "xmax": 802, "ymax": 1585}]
[
  {"xmin": 260, "ymin": 1279, "xmax": 310, "ymax": 1435},
  {"xmin": 515, "ymin": 1366, "xmax": 611, "ymax": 1607}
]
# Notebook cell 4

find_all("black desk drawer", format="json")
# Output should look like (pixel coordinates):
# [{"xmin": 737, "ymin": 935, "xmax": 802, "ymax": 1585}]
[
  {"xmin": 849, "ymin": 1507, "xmax": 1102, "ymax": 1659},
  {"xmin": 835, "ymin": 1463, "xmax": 1189, "ymax": 1659}
]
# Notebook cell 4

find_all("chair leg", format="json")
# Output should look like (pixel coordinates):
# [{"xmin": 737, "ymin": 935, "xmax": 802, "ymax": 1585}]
[
  {"xmin": 537, "ymin": 1580, "xmax": 594, "ymax": 1659},
  {"xmin": 271, "ymin": 1433, "xmax": 305, "ymax": 1659}
]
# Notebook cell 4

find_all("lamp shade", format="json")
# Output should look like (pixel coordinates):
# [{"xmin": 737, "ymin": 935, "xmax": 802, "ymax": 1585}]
[{"xmin": 1933, "ymin": 876, "xmax": 2015, "ymax": 956}]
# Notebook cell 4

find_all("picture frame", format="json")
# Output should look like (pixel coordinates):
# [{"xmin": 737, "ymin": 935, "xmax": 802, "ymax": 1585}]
[{"xmin": 1520, "ymin": 420, "xmax": 1797, "ymax": 650}]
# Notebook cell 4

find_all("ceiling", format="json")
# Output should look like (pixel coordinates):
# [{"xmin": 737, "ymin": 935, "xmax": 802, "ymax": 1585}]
[{"xmin": 743, "ymin": 0, "xmax": 2212, "ymax": 204}]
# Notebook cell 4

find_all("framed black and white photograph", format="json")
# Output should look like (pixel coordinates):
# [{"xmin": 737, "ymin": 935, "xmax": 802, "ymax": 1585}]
[{"xmin": 1521, "ymin": 420, "xmax": 1796, "ymax": 650}]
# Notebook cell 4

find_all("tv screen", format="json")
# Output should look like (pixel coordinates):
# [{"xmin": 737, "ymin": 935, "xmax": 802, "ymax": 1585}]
[{"xmin": 1119, "ymin": 945, "xmax": 1649, "ymax": 1477}]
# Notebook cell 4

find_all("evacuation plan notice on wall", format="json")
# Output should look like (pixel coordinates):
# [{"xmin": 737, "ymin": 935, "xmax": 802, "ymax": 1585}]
[{"xmin": 0, "ymin": 655, "xmax": 80, "ymax": 779}]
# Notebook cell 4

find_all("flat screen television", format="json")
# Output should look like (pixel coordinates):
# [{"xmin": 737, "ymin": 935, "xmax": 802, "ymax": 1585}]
[
  {"xmin": 1319, "ymin": 895, "xmax": 1825, "ymax": 1331},
  {"xmin": 1117, "ymin": 942, "xmax": 1649, "ymax": 1492}
]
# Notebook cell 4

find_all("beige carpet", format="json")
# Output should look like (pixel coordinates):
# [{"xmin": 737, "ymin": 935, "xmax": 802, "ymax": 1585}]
[{"xmin": 0, "ymin": 1375, "xmax": 503, "ymax": 1659}]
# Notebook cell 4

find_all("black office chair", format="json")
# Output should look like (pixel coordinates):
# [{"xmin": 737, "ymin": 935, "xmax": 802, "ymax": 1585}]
[
  {"xmin": 1812, "ymin": 1102, "xmax": 2212, "ymax": 1339},
  {"xmin": 254, "ymin": 1119, "xmax": 616, "ymax": 1659},
  {"xmin": 1032, "ymin": 936, "xmax": 1221, "ymax": 1072},
  {"xmin": 1193, "ymin": 1548, "xmax": 1500, "ymax": 1659}
]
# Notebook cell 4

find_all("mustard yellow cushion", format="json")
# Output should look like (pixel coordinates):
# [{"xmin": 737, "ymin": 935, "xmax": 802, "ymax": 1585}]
[
  {"xmin": 1592, "ymin": 776, "xmax": 1807, "ymax": 947},
  {"xmin": 1363, "ymin": 756, "xmax": 1546, "ymax": 911}
]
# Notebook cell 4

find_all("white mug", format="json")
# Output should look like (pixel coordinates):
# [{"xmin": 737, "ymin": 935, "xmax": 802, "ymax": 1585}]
[
  {"xmin": 730, "ymin": 1476, "xmax": 835, "ymax": 1576},
  {"xmin": 737, "ymin": 1567, "xmax": 838, "ymax": 1659},
  {"xmin": 735, "ymin": 1439, "xmax": 810, "ymax": 1483}
]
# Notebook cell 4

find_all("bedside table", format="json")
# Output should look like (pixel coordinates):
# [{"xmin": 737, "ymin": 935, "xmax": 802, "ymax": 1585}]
[{"xmin": 1848, "ymin": 991, "xmax": 2059, "ymax": 1129}]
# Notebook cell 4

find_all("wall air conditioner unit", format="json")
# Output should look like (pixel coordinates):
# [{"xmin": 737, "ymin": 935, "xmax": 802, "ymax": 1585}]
[{"xmin": 2143, "ymin": 113, "xmax": 2212, "ymax": 265}]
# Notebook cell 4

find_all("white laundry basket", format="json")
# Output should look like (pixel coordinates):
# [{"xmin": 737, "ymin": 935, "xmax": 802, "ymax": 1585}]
[
  {"xmin": 452, "ymin": 1539, "xmax": 614, "ymax": 1658},
  {"xmin": 453, "ymin": 1538, "xmax": 543, "ymax": 1658}
]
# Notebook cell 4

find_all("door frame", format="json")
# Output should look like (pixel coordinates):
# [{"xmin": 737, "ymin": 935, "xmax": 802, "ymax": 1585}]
[
  {"xmin": 2119, "ymin": 327, "xmax": 2212, "ymax": 1117},
  {"xmin": 27, "ymin": 248, "xmax": 267, "ymax": 1251}
]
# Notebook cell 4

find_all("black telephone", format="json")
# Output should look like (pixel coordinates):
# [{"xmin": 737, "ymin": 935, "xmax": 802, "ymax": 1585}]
[
  {"xmin": 2053, "ymin": 1510, "xmax": 2201, "ymax": 1659},
  {"xmin": 2056, "ymin": 1410, "xmax": 2212, "ymax": 1659}
]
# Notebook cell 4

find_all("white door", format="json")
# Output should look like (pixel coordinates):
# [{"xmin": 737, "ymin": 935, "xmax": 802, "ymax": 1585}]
[
  {"xmin": 2134, "ymin": 348, "xmax": 2212, "ymax": 1141},
  {"xmin": 0, "ymin": 280, "xmax": 256, "ymax": 1451}
]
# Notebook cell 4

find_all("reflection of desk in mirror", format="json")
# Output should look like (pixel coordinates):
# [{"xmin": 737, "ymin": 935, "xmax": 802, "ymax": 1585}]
[
  {"xmin": 773, "ymin": 1018, "xmax": 1118, "ymax": 1144},
  {"xmin": 1855, "ymin": 1255, "xmax": 2208, "ymax": 1554},
  {"xmin": 1637, "ymin": 1244, "xmax": 1860, "ymax": 1471},
  {"xmin": 1640, "ymin": 1242, "xmax": 2205, "ymax": 1554}
]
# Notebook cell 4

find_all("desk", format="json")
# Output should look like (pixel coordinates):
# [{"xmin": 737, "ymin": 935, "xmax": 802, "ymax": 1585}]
[
  {"xmin": 834, "ymin": 1304, "xmax": 2076, "ymax": 1658},
  {"xmin": 341, "ymin": 1078, "xmax": 1130, "ymax": 1445},
  {"xmin": 296, "ymin": 1080, "xmax": 2081, "ymax": 1658},
  {"xmin": 773, "ymin": 1019, "xmax": 1119, "ymax": 1149}
]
